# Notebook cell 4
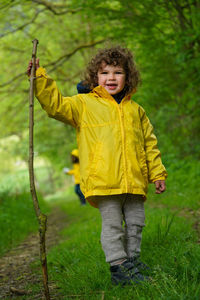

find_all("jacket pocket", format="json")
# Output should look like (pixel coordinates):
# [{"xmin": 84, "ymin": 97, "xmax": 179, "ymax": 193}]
[
  {"xmin": 138, "ymin": 147, "xmax": 148, "ymax": 184},
  {"xmin": 88, "ymin": 142, "xmax": 103, "ymax": 178}
]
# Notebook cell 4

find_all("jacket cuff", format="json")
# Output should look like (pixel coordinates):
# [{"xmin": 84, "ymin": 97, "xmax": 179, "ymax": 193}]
[
  {"xmin": 36, "ymin": 67, "xmax": 48, "ymax": 78},
  {"xmin": 152, "ymin": 176, "xmax": 166, "ymax": 182}
]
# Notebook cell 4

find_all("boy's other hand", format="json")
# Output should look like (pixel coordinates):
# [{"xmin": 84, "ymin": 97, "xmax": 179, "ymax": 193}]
[
  {"xmin": 27, "ymin": 58, "xmax": 40, "ymax": 77},
  {"xmin": 63, "ymin": 167, "xmax": 70, "ymax": 173},
  {"xmin": 154, "ymin": 180, "xmax": 166, "ymax": 194}
]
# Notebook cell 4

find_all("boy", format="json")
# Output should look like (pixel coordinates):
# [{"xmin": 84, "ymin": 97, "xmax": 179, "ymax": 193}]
[{"xmin": 27, "ymin": 46, "xmax": 167, "ymax": 285}]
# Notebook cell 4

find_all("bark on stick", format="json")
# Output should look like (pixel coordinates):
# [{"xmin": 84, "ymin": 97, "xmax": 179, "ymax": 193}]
[{"xmin": 28, "ymin": 39, "xmax": 50, "ymax": 300}]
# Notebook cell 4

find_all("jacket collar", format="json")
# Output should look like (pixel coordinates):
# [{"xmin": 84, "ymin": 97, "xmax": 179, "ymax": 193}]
[{"xmin": 92, "ymin": 85, "xmax": 135, "ymax": 103}]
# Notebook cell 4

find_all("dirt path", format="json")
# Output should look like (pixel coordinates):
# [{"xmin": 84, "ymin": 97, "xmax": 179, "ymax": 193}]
[{"xmin": 0, "ymin": 207, "xmax": 68, "ymax": 299}]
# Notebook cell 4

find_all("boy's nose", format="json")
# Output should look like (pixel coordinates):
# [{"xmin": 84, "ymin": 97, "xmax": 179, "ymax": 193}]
[{"xmin": 108, "ymin": 73, "xmax": 116, "ymax": 80}]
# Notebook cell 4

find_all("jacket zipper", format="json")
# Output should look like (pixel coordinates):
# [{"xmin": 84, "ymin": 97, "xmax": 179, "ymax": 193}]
[{"xmin": 117, "ymin": 102, "xmax": 128, "ymax": 193}]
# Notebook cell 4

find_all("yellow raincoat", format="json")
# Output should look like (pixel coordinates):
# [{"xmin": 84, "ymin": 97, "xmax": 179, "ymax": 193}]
[
  {"xmin": 35, "ymin": 67, "xmax": 167, "ymax": 207},
  {"xmin": 65, "ymin": 163, "xmax": 80, "ymax": 184}
]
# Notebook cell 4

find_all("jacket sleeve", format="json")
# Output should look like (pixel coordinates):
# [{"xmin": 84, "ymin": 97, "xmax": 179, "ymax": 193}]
[
  {"xmin": 66, "ymin": 169, "xmax": 75, "ymax": 175},
  {"xmin": 35, "ymin": 67, "xmax": 83, "ymax": 128},
  {"xmin": 139, "ymin": 106, "xmax": 167, "ymax": 183}
]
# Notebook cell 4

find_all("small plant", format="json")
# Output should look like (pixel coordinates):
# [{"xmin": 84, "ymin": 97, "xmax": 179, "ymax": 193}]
[{"xmin": 156, "ymin": 213, "xmax": 176, "ymax": 244}]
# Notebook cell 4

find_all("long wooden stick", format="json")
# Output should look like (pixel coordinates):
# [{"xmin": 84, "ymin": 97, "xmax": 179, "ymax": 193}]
[{"xmin": 29, "ymin": 39, "xmax": 50, "ymax": 300}]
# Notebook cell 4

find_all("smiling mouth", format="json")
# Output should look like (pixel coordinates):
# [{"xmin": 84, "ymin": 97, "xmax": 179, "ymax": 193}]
[{"xmin": 106, "ymin": 84, "xmax": 117, "ymax": 88}]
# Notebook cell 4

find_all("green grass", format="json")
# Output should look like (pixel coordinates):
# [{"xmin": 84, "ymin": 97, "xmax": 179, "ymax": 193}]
[
  {"xmin": 0, "ymin": 168, "xmax": 51, "ymax": 257},
  {"xmin": 0, "ymin": 191, "xmax": 49, "ymax": 256},
  {"xmin": 154, "ymin": 158, "xmax": 200, "ymax": 210}
]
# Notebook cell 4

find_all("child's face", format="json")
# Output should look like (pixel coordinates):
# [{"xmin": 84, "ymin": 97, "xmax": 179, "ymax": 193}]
[{"xmin": 97, "ymin": 62, "xmax": 126, "ymax": 95}]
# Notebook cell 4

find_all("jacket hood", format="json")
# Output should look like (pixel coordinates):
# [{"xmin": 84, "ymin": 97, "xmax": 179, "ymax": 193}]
[
  {"xmin": 92, "ymin": 85, "xmax": 136, "ymax": 102},
  {"xmin": 77, "ymin": 81, "xmax": 91, "ymax": 94},
  {"xmin": 77, "ymin": 81, "xmax": 137, "ymax": 101}
]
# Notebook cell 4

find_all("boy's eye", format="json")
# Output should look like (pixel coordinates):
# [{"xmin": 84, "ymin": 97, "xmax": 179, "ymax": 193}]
[
  {"xmin": 115, "ymin": 71, "xmax": 123, "ymax": 74},
  {"xmin": 101, "ymin": 71, "xmax": 108, "ymax": 74}
]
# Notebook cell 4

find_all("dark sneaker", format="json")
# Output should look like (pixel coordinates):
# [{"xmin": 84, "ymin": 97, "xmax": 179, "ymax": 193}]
[
  {"xmin": 110, "ymin": 260, "xmax": 145, "ymax": 286},
  {"xmin": 129, "ymin": 257, "xmax": 151, "ymax": 274}
]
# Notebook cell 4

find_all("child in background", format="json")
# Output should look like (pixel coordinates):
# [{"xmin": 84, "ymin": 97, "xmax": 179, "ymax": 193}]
[
  {"xmin": 63, "ymin": 149, "xmax": 86, "ymax": 206},
  {"xmin": 27, "ymin": 46, "xmax": 167, "ymax": 286}
]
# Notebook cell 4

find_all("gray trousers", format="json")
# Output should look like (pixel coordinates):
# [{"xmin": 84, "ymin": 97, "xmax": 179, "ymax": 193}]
[{"xmin": 94, "ymin": 194, "xmax": 145, "ymax": 265}]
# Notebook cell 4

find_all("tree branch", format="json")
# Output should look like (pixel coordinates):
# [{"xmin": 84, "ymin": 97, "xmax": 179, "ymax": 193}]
[
  {"xmin": 46, "ymin": 39, "xmax": 106, "ymax": 72},
  {"xmin": 0, "ymin": 73, "xmax": 25, "ymax": 88},
  {"xmin": 171, "ymin": 0, "xmax": 191, "ymax": 29},
  {"xmin": 2, "ymin": 46, "xmax": 25, "ymax": 53},
  {"xmin": 0, "ymin": 0, "xmax": 19, "ymax": 10},
  {"xmin": 54, "ymin": 70, "xmax": 83, "ymax": 83},
  {"xmin": 0, "ymin": 39, "xmax": 106, "ymax": 88},
  {"xmin": 0, "ymin": 9, "xmax": 45, "ymax": 39},
  {"xmin": 31, "ymin": 0, "xmax": 83, "ymax": 15}
]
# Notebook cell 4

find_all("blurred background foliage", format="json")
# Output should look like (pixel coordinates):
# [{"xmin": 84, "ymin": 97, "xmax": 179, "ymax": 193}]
[{"xmin": 0, "ymin": 0, "xmax": 199, "ymax": 189}]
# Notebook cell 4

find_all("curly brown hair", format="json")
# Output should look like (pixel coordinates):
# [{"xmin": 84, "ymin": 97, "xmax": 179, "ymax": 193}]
[{"xmin": 84, "ymin": 46, "xmax": 141, "ymax": 95}]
